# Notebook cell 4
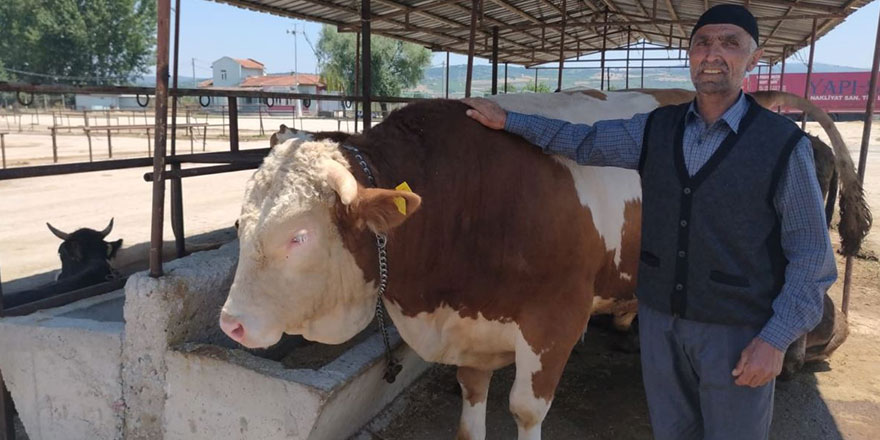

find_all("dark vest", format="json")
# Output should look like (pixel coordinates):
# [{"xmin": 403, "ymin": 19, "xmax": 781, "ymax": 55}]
[{"xmin": 636, "ymin": 96, "xmax": 805, "ymax": 327}]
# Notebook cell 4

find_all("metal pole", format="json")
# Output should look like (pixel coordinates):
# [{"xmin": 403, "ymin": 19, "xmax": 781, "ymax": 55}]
[
  {"xmin": 150, "ymin": 0, "xmax": 171, "ymax": 278},
  {"xmin": 802, "ymin": 18, "xmax": 817, "ymax": 130},
  {"xmin": 641, "ymin": 40, "xmax": 646, "ymax": 88},
  {"xmin": 170, "ymin": 0, "xmax": 186, "ymax": 259},
  {"xmin": 625, "ymin": 26, "xmax": 631, "ymax": 89},
  {"xmin": 600, "ymin": 10, "xmax": 608, "ymax": 90},
  {"xmin": 354, "ymin": 31, "xmax": 360, "ymax": 132},
  {"xmin": 556, "ymin": 0, "xmax": 567, "ymax": 92},
  {"xmin": 492, "ymin": 27, "xmax": 499, "ymax": 95},
  {"xmin": 465, "ymin": 0, "xmax": 478, "ymax": 97},
  {"xmin": 0, "ymin": 134, "xmax": 4, "ymax": 169},
  {"xmin": 535, "ymin": 69, "xmax": 538, "ymax": 92},
  {"xmin": 779, "ymin": 47, "xmax": 787, "ymax": 92},
  {"xmin": 228, "ymin": 98, "xmax": 239, "ymax": 151},
  {"xmin": 0, "ymin": 261, "xmax": 11, "ymax": 440},
  {"xmin": 1, "ymin": 370, "xmax": 13, "ymax": 440},
  {"xmin": 504, "ymin": 62, "xmax": 508, "ymax": 93},
  {"xmin": 361, "ymin": 0, "xmax": 372, "ymax": 131},
  {"xmin": 446, "ymin": 51, "xmax": 450, "ymax": 98},
  {"xmin": 843, "ymin": 5, "xmax": 880, "ymax": 316}
]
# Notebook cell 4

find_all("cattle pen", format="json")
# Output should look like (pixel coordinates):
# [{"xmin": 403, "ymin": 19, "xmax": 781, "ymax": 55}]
[{"xmin": 1, "ymin": 0, "xmax": 879, "ymax": 438}]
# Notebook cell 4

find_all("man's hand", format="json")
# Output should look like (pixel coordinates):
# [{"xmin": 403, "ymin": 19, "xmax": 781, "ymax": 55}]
[
  {"xmin": 462, "ymin": 98, "xmax": 507, "ymax": 130},
  {"xmin": 732, "ymin": 337, "xmax": 784, "ymax": 387}
]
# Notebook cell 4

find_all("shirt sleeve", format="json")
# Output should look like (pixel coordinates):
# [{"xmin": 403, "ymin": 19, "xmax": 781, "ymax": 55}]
[
  {"xmin": 504, "ymin": 111, "xmax": 649, "ymax": 170},
  {"xmin": 758, "ymin": 136, "xmax": 838, "ymax": 351}
]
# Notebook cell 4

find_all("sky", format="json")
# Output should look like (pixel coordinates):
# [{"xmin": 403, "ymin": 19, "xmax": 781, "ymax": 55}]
[{"xmin": 175, "ymin": 0, "xmax": 879, "ymax": 77}]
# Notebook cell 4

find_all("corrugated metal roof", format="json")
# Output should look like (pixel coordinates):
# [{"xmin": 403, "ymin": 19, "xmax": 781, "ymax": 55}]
[{"xmin": 207, "ymin": 0, "xmax": 872, "ymax": 66}]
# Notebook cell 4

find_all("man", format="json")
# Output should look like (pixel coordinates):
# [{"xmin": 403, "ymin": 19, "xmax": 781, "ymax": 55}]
[{"xmin": 463, "ymin": 4, "xmax": 836, "ymax": 439}]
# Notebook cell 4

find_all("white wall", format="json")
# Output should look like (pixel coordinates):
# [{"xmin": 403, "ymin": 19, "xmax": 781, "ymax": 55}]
[{"xmin": 212, "ymin": 57, "xmax": 242, "ymax": 87}]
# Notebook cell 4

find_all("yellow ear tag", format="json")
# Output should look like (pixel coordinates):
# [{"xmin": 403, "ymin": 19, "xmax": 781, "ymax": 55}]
[{"xmin": 394, "ymin": 181, "xmax": 412, "ymax": 215}]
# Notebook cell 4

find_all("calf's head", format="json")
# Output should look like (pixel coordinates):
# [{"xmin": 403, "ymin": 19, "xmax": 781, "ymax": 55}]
[{"xmin": 220, "ymin": 139, "xmax": 420, "ymax": 348}]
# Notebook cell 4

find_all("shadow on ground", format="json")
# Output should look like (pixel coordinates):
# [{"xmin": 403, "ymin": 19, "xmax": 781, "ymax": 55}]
[{"xmin": 356, "ymin": 321, "xmax": 844, "ymax": 440}]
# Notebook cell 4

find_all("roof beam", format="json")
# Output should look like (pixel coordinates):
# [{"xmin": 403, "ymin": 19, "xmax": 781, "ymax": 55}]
[
  {"xmin": 662, "ymin": 0, "xmax": 688, "ymax": 39},
  {"xmin": 751, "ymin": 0, "xmax": 852, "ymax": 14}
]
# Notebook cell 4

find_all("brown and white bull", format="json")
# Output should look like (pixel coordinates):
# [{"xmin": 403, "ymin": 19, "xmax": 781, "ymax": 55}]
[{"xmin": 220, "ymin": 89, "xmax": 868, "ymax": 439}]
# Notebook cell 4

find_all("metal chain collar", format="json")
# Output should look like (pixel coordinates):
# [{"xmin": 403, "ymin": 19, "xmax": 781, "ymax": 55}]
[{"xmin": 341, "ymin": 144, "xmax": 402, "ymax": 383}]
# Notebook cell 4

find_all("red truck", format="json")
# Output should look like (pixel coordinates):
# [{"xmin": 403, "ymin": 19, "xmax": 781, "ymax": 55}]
[{"xmin": 743, "ymin": 71, "xmax": 879, "ymax": 118}]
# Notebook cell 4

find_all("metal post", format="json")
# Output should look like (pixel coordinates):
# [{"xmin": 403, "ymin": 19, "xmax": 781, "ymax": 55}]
[
  {"xmin": 170, "ymin": 0, "xmax": 186, "ymax": 259},
  {"xmin": 556, "ymin": 0, "xmax": 567, "ymax": 92},
  {"xmin": 625, "ymin": 27, "xmax": 631, "ymax": 89},
  {"xmin": 600, "ymin": 11, "xmax": 608, "ymax": 90},
  {"xmin": 354, "ymin": 31, "xmax": 360, "ymax": 132},
  {"xmin": 465, "ymin": 0, "xmax": 478, "ymax": 97},
  {"xmin": 641, "ymin": 40, "xmax": 646, "ymax": 88},
  {"xmin": 767, "ymin": 63, "xmax": 773, "ymax": 92},
  {"xmin": 150, "ymin": 0, "xmax": 171, "ymax": 278},
  {"xmin": 107, "ymin": 130, "xmax": 113, "ymax": 158},
  {"xmin": 0, "ymin": 134, "xmax": 5, "ymax": 169},
  {"xmin": 779, "ymin": 47, "xmax": 787, "ymax": 92},
  {"xmin": 445, "ymin": 51, "xmax": 450, "ymax": 98},
  {"xmin": 492, "ymin": 27, "xmax": 499, "ymax": 95},
  {"xmin": 843, "ymin": 5, "xmax": 880, "ymax": 315},
  {"xmin": 228, "ymin": 98, "xmax": 239, "ymax": 151},
  {"xmin": 504, "ymin": 62, "xmax": 508, "ymax": 93},
  {"xmin": 1, "ymin": 369, "xmax": 13, "ymax": 440},
  {"xmin": 361, "ymin": 0, "xmax": 372, "ymax": 131},
  {"xmin": 535, "ymin": 69, "xmax": 538, "ymax": 92},
  {"xmin": 802, "ymin": 18, "xmax": 817, "ymax": 130}
]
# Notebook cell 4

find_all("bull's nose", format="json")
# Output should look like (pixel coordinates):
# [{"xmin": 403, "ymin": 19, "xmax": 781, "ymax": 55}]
[{"xmin": 219, "ymin": 311, "xmax": 246, "ymax": 343}]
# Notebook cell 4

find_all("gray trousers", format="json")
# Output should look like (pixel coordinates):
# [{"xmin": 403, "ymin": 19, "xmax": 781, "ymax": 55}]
[{"xmin": 638, "ymin": 303, "xmax": 775, "ymax": 440}]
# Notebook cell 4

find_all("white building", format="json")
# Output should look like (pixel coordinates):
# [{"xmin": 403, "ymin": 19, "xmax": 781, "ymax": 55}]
[{"xmin": 210, "ymin": 57, "xmax": 265, "ymax": 87}]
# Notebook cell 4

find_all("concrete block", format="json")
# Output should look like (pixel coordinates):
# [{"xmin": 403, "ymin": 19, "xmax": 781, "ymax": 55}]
[
  {"xmin": 122, "ymin": 241, "xmax": 239, "ymax": 440},
  {"xmin": 163, "ymin": 329, "xmax": 428, "ymax": 440},
  {"xmin": 0, "ymin": 291, "xmax": 125, "ymax": 440}
]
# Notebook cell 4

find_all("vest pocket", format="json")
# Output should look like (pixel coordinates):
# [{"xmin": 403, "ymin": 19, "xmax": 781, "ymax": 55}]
[
  {"xmin": 709, "ymin": 270, "xmax": 750, "ymax": 288},
  {"xmin": 640, "ymin": 251, "xmax": 660, "ymax": 268}
]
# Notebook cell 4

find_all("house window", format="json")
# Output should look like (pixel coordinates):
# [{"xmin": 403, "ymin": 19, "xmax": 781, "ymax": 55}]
[{"xmin": 221, "ymin": 70, "xmax": 227, "ymax": 80}]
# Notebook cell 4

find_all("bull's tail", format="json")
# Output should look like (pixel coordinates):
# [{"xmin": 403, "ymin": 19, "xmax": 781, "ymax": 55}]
[
  {"xmin": 751, "ymin": 90, "xmax": 872, "ymax": 256},
  {"xmin": 826, "ymin": 167, "xmax": 838, "ymax": 228}
]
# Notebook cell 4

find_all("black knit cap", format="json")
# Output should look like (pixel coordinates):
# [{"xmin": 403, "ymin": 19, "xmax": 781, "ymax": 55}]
[{"xmin": 691, "ymin": 4, "xmax": 759, "ymax": 45}]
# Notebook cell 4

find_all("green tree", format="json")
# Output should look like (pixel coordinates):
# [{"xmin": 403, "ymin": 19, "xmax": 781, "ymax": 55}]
[
  {"xmin": 316, "ymin": 25, "xmax": 431, "ymax": 113},
  {"xmin": 0, "ymin": 0, "xmax": 156, "ymax": 85}
]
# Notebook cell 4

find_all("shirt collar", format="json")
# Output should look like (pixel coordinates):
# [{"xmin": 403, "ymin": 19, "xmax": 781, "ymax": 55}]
[{"xmin": 686, "ymin": 91, "xmax": 749, "ymax": 134}]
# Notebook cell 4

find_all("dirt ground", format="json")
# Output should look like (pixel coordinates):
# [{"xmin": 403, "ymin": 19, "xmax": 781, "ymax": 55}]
[{"xmin": 2, "ymin": 114, "xmax": 879, "ymax": 439}]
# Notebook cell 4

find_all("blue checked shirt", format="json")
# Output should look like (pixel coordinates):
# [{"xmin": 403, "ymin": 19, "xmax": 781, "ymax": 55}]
[{"xmin": 505, "ymin": 92, "xmax": 837, "ymax": 351}]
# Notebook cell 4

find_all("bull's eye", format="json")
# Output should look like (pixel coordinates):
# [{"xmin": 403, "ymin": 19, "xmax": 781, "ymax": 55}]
[{"xmin": 290, "ymin": 230, "xmax": 309, "ymax": 246}]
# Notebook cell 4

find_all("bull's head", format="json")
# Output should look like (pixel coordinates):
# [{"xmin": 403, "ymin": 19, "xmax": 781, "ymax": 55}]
[
  {"xmin": 46, "ymin": 218, "xmax": 123, "ymax": 279},
  {"xmin": 269, "ymin": 124, "xmax": 311, "ymax": 148},
  {"xmin": 220, "ymin": 139, "xmax": 421, "ymax": 348}
]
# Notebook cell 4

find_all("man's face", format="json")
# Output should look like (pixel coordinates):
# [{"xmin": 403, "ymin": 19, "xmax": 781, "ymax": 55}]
[{"xmin": 689, "ymin": 24, "xmax": 763, "ymax": 95}]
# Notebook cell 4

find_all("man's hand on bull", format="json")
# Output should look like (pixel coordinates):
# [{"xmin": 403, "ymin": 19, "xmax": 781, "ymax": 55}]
[
  {"xmin": 462, "ymin": 98, "xmax": 507, "ymax": 130},
  {"xmin": 732, "ymin": 337, "xmax": 784, "ymax": 387}
]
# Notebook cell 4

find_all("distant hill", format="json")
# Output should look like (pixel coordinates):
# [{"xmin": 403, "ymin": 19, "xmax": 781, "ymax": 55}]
[{"xmin": 133, "ymin": 75, "xmax": 206, "ymax": 88}]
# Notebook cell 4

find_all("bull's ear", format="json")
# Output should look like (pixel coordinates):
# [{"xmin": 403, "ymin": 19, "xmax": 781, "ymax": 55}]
[
  {"xmin": 351, "ymin": 188, "xmax": 421, "ymax": 234},
  {"xmin": 107, "ymin": 239, "xmax": 123, "ymax": 259}
]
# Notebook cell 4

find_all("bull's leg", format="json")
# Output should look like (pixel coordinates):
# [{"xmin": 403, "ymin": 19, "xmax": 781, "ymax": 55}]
[
  {"xmin": 456, "ymin": 366, "xmax": 493, "ymax": 440},
  {"xmin": 509, "ymin": 331, "xmax": 571, "ymax": 440}
]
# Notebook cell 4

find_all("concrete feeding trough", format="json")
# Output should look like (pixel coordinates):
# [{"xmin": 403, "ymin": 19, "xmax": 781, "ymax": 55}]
[
  {"xmin": 0, "ymin": 290, "xmax": 126, "ymax": 440},
  {"xmin": 163, "ymin": 329, "xmax": 427, "ymax": 440},
  {"xmin": 2, "ymin": 239, "xmax": 428, "ymax": 440}
]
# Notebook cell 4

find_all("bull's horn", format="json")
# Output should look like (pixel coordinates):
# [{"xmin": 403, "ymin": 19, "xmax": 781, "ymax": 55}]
[
  {"xmin": 46, "ymin": 222, "xmax": 70, "ymax": 240},
  {"xmin": 100, "ymin": 218, "xmax": 115, "ymax": 238},
  {"xmin": 324, "ymin": 160, "xmax": 358, "ymax": 205}
]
